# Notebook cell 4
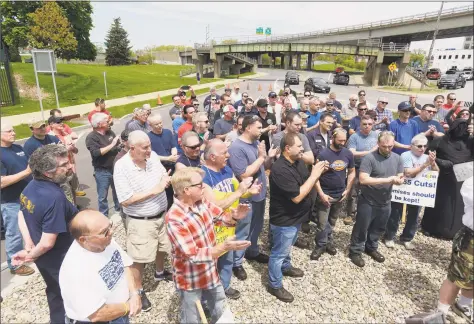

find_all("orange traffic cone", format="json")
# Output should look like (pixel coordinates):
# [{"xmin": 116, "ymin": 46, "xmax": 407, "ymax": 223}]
[
  {"xmin": 258, "ymin": 84, "xmax": 262, "ymax": 91},
  {"xmin": 246, "ymin": 82, "xmax": 250, "ymax": 90},
  {"xmin": 268, "ymin": 83, "xmax": 273, "ymax": 91},
  {"xmin": 157, "ymin": 94, "xmax": 163, "ymax": 105}
]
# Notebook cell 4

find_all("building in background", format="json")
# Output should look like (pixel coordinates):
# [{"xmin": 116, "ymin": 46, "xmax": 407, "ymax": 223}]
[
  {"xmin": 463, "ymin": 36, "xmax": 474, "ymax": 50},
  {"xmin": 430, "ymin": 48, "xmax": 473, "ymax": 72}
]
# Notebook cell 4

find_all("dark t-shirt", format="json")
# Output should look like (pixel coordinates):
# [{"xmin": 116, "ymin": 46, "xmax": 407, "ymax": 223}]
[
  {"xmin": 257, "ymin": 112, "xmax": 277, "ymax": 149},
  {"xmin": 213, "ymin": 118, "xmax": 235, "ymax": 135},
  {"xmin": 317, "ymin": 147, "xmax": 355, "ymax": 197},
  {"xmin": 0, "ymin": 144, "xmax": 33, "ymax": 203},
  {"xmin": 169, "ymin": 105, "xmax": 182, "ymax": 119},
  {"xmin": 85, "ymin": 130, "xmax": 120, "ymax": 170},
  {"xmin": 23, "ymin": 135, "xmax": 60, "ymax": 158},
  {"xmin": 20, "ymin": 179, "xmax": 78, "ymax": 268},
  {"xmin": 238, "ymin": 107, "xmax": 258, "ymax": 117},
  {"xmin": 149, "ymin": 129, "xmax": 176, "ymax": 157},
  {"xmin": 176, "ymin": 155, "xmax": 201, "ymax": 168},
  {"xmin": 359, "ymin": 151, "xmax": 404, "ymax": 206},
  {"xmin": 269, "ymin": 156, "xmax": 313, "ymax": 226}
]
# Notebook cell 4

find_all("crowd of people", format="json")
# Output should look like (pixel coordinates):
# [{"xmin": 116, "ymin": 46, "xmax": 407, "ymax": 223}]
[{"xmin": 1, "ymin": 82, "xmax": 473, "ymax": 324}]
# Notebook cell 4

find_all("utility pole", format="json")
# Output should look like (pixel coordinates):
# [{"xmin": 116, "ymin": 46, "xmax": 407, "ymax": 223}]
[
  {"xmin": 205, "ymin": 25, "xmax": 210, "ymax": 46},
  {"xmin": 420, "ymin": 1, "xmax": 444, "ymax": 90}
]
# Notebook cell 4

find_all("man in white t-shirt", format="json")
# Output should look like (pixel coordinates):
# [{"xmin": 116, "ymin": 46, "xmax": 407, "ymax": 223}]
[
  {"xmin": 383, "ymin": 134, "xmax": 439, "ymax": 250},
  {"xmin": 60, "ymin": 210, "xmax": 141, "ymax": 323},
  {"xmin": 230, "ymin": 85, "xmax": 242, "ymax": 104}
]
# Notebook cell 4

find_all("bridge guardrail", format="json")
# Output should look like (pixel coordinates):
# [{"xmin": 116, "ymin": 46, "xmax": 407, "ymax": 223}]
[
  {"xmin": 226, "ymin": 53, "xmax": 257, "ymax": 65},
  {"xmin": 222, "ymin": 5, "xmax": 473, "ymax": 44},
  {"xmin": 380, "ymin": 43, "xmax": 410, "ymax": 51}
]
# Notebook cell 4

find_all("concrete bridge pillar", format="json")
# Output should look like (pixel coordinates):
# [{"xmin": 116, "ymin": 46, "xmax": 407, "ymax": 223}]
[
  {"xmin": 213, "ymin": 54, "xmax": 224, "ymax": 78},
  {"xmin": 230, "ymin": 63, "xmax": 244, "ymax": 75},
  {"xmin": 296, "ymin": 54, "xmax": 302, "ymax": 70},
  {"xmin": 307, "ymin": 53, "xmax": 313, "ymax": 70},
  {"xmin": 195, "ymin": 55, "xmax": 206, "ymax": 79},
  {"xmin": 257, "ymin": 54, "xmax": 263, "ymax": 65},
  {"xmin": 372, "ymin": 63, "xmax": 382, "ymax": 87},
  {"xmin": 283, "ymin": 54, "xmax": 290, "ymax": 70}
]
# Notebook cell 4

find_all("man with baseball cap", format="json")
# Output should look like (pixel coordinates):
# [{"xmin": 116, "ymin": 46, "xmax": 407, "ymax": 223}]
[
  {"xmin": 388, "ymin": 101, "xmax": 420, "ymax": 156},
  {"xmin": 23, "ymin": 119, "xmax": 60, "ymax": 158},
  {"xmin": 325, "ymin": 99, "xmax": 342, "ymax": 127},
  {"xmin": 267, "ymin": 91, "xmax": 282, "ymax": 118},
  {"xmin": 256, "ymin": 99, "xmax": 277, "ymax": 152},
  {"xmin": 214, "ymin": 105, "xmax": 236, "ymax": 140},
  {"xmin": 373, "ymin": 97, "xmax": 393, "ymax": 131}
]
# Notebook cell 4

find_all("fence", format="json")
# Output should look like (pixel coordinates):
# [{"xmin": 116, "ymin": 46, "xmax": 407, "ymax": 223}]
[{"xmin": 0, "ymin": 43, "xmax": 16, "ymax": 107}]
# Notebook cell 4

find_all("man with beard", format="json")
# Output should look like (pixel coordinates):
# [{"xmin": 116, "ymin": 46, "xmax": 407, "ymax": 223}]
[
  {"xmin": 13, "ymin": 144, "xmax": 79, "ymax": 323},
  {"xmin": 311, "ymin": 129, "xmax": 355, "ymax": 261}
]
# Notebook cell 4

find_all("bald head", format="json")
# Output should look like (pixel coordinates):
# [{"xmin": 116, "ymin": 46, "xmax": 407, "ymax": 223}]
[
  {"xmin": 70, "ymin": 209, "xmax": 109, "ymax": 240},
  {"xmin": 128, "ymin": 130, "xmax": 150, "ymax": 146},
  {"xmin": 204, "ymin": 138, "xmax": 226, "ymax": 160}
]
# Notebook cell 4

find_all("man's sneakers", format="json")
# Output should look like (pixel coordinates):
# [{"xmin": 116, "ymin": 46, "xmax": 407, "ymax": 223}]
[
  {"xmin": 154, "ymin": 269, "xmax": 173, "ymax": 282},
  {"xmin": 384, "ymin": 239, "xmax": 395, "ymax": 248},
  {"xmin": 267, "ymin": 286, "xmax": 294, "ymax": 303},
  {"xmin": 453, "ymin": 301, "xmax": 473, "ymax": 323},
  {"xmin": 140, "ymin": 290, "xmax": 152, "ymax": 312},
  {"xmin": 10, "ymin": 265, "xmax": 35, "ymax": 276},
  {"xmin": 245, "ymin": 253, "xmax": 269, "ymax": 264},
  {"xmin": 232, "ymin": 266, "xmax": 247, "ymax": 281},
  {"xmin": 403, "ymin": 241, "xmax": 415, "ymax": 250},
  {"xmin": 282, "ymin": 266, "xmax": 304, "ymax": 278},
  {"xmin": 224, "ymin": 287, "xmax": 241, "ymax": 300}
]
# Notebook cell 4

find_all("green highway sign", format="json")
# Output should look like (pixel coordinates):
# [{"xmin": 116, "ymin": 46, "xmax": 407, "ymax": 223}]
[
  {"xmin": 256, "ymin": 27, "xmax": 263, "ymax": 35},
  {"xmin": 265, "ymin": 27, "xmax": 272, "ymax": 36}
]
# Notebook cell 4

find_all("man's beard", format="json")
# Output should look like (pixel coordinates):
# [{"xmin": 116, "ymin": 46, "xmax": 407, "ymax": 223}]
[
  {"xmin": 53, "ymin": 172, "xmax": 73, "ymax": 184},
  {"xmin": 333, "ymin": 143, "xmax": 343, "ymax": 150}
]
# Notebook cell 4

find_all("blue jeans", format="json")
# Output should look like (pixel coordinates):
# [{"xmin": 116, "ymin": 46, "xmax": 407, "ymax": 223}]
[
  {"xmin": 245, "ymin": 199, "xmax": 266, "ymax": 258},
  {"xmin": 1, "ymin": 202, "xmax": 23, "ymax": 270},
  {"xmin": 217, "ymin": 251, "xmax": 233, "ymax": 290},
  {"xmin": 385, "ymin": 202, "xmax": 420, "ymax": 242},
  {"xmin": 268, "ymin": 224, "xmax": 300, "ymax": 289},
  {"xmin": 65, "ymin": 315, "xmax": 129, "ymax": 323},
  {"xmin": 94, "ymin": 168, "xmax": 120, "ymax": 216},
  {"xmin": 233, "ymin": 203, "xmax": 252, "ymax": 267},
  {"xmin": 349, "ymin": 196, "xmax": 391, "ymax": 255},
  {"xmin": 177, "ymin": 284, "xmax": 225, "ymax": 324}
]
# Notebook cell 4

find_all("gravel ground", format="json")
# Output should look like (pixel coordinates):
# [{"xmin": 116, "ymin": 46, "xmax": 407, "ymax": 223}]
[{"xmin": 0, "ymin": 201, "xmax": 469, "ymax": 324}]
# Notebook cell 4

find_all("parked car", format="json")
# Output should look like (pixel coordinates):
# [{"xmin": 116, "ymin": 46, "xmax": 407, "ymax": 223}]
[
  {"xmin": 285, "ymin": 71, "xmax": 299, "ymax": 85},
  {"xmin": 304, "ymin": 77, "xmax": 331, "ymax": 93},
  {"xmin": 437, "ymin": 70, "xmax": 466, "ymax": 89},
  {"xmin": 461, "ymin": 67, "xmax": 473, "ymax": 81},
  {"xmin": 426, "ymin": 68, "xmax": 441, "ymax": 80},
  {"xmin": 333, "ymin": 72, "xmax": 350, "ymax": 85}
]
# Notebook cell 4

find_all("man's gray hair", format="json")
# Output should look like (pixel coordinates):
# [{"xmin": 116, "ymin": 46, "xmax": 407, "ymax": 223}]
[
  {"xmin": 29, "ymin": 144, "xmax": 68, "ymax": 180},
  {"xmin": 309, "ymin": 97, "xmax": 320, "ymax": 105},
  {"xmin": 193, "ymin": 112, "xmax": 207, "ymax": 126},
  {"xmin": 411, "ymin": 134, "xmax": 428, "ymax": 145},
  {"xmin": 147, "ymin": 113, "xmax": 163, "ymax": 124},
  {"xmin": 91, "ymin": 112, "xmax": 109, "ymax": 128},
  {"xmin": 128, "ymin": 130, "xmax": 150, "ymax": 146},
  {"xmin": 378, "ymin": 130, "xmax": 395, "ymax": 142},
  {"xmin": 203, "ymin": 138, "xmax": 222, "ymax": 160},
  {"xmin": 181, "ymin": 131, "xmax": 199, "ymax": 146}
]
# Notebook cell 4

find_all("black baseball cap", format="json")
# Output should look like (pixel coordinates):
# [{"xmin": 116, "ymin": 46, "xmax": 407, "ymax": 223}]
[
  {"xmin": 268, "ymin": 91, "xmax": 277, "ymax": 98},
  {"xmin": 47, "ymin": 116, "xmax": 64, "ymax": 124},
  {"xmin": 256, "ymin": 99, "xmax": 269, "ymax": 108}
]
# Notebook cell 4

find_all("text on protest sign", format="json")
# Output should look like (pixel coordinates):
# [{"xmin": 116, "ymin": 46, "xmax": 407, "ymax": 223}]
[{"xmin": 391, "ymin": 170, "xmax": 439, "ymax": 207}]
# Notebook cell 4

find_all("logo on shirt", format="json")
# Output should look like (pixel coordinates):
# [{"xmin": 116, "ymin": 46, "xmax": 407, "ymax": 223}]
[
  {"xmin": 20, "ymin": 194, "xmax": 35, "ymax": 214},
  {"xmin": 330, "ymin": 160, "xmax": 347, "ymax": 171},
  {"xmin": 99, "ymin": 250, "xmax": 124, "ymax": 290},
  {"xmin": 16, "ymin": 151, "xmax": 26, "ymax": 157}
]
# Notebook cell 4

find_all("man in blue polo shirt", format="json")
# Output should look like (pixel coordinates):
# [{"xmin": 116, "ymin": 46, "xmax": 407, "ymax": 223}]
[
  {"xmin": 412, "ymin": 104, "xmax": 445, "ymax": 143},
  {"xmin": 23, "ymin": 119, "xmax": 60, "ymax": 158},
  {"xmin": 389, "ymin": 101, "xmax": 420, "ymax": 156},
  {"xmin": 0, "ymin": 122, "xmax": 35, "ymax": 276},
  {"xmin": 306, "ymin": 98, "xmax": 321, "ymax": 132},
  {"xmin": 12, "ymin": 144, "xmax": 78, "ymax": 323}
]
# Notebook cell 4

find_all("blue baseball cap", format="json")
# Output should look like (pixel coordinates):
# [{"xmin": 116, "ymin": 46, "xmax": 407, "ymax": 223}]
[{"xmin": 398, "ymin": 101, "xmax": 412, "ymax": 111}]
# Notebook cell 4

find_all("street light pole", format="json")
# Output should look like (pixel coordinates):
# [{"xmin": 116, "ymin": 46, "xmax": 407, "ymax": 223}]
[{"xmin": 420, "ymin": 1, "xmax": 444, "ymax": 90}]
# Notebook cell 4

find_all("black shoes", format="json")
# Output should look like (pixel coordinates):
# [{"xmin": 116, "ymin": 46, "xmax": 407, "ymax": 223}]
[
  {"xmin": 282, "ymin": 266, "xmax": 304, "ymax": 278},
  {"xmin": 350, "ymin": 254, "xmax": 366, "ymax": 268},
  {"xmin": 245, "ymin": 253, "xmax": 269, "ymax": 264},
  {"xmin": 365, "ymin": 249, "xmax": 385, "ymax": 263},
  {"xmin": 310, "ymin": 246, "xmax": 326, "ymax": 261},
  {"xmin": 294, "ymin": 237, "xmax": 310, "ymax": 249},
  {"xmin": 301, "ymin": 222, "xmax": 311, "ymax": 234},
  {"xmin": 225, "ymin": 287, "xmax": 241, "ymax": 300},
  {"xmin": 232, "ymin": 266, "xmax": 247, "ymax": 281},
  {"xmin": 140, "ymin": 290, "xmax": 152, "ymax": 312},
  {"xmin": 267, "ymin": 286, "xmax": 294, "ymax": 303},
  {"xmin": 326, "ymin": 243, "xmax": 337, "ymax": 256}
]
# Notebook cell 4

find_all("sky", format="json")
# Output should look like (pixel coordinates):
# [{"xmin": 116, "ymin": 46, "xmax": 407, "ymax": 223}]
[{"xmin": 89, "ymin": 1, "xmax": 470, "ymax": 52}]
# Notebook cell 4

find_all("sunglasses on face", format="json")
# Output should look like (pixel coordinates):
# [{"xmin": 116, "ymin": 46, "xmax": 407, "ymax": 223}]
[
  {"xmin": 379, "ymin": 101, "xmax": 388, "ymax": 104},
  {"xmin": 359, "ymin": 94, "xmax": 366, "ymax": 96},
  {"xmin": 425, "ymin": 110, "xmax": 436, "ymax": 114},
  {"xmin": 327, "ymin": 104, "xmax": 334, "ymax": 106},
  {"xmin": 188, "ymin": 181, "xmax": 203, "ymax": 189},
  {"xmin": 304, "ymin": 94, "xmax": 311, "ymax": 97},
  {"xmin": 200, "ymin": 120, "xmax": 209, "ymax": 123},
  {"xmin": 243, "ymin": 95, "xmax": 248, "ymax": 98},
  {"xmin": 186, "ymin": 144, "xmax": 201, "ymax": 150},
  {"xmin": 448, "ymin": 98, "xmax": 456, "ymax": 100},
  {"xmin": 193, "ymin": 104, "xmax": 199, "ymax": 107},
  {"xmin": 358, "ymin": 108, "xmax": 367, "ymax": 111},
  {"xmin": 350, "ymin": 99, "xmax": 357, "ymax": 101},
  {"xmin": 415, "ymin": 144, "xmax": 427, "ymax": 149}
]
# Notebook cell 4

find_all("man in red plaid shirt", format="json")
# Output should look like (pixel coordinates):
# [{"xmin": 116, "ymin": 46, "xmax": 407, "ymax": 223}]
[{"xmin": 166, "ymin": 167, "xmax": 251, "ymax": 323}]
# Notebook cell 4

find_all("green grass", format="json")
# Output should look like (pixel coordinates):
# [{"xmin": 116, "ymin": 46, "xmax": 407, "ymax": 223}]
[
  {"xmin": 312, "ymin": 63, "xmax": 362, "ymax": 72},
  {"xmin": 14, "ymin": 121, "xmax": 84, "ymax": 140},
  {"xmin": 380, "ymin": 86, "xmax": 441, "ymax": 94},
  {"xmin": 224, "ymin": 72, "xmax": 256, "ymax": 79},
  {"xmin": 3, "ymin": 63, "xmax": 217, "ymax": 117},
  {"xmin": 107, "ymin": 84, "xmax": 225, "ymax": 118}
]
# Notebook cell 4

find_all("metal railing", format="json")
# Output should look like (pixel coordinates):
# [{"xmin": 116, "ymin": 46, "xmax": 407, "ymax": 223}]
[
  {"xmin": 226, "ymin": 5, "xmax": 473, "ymax": 44},
  {"xmin": 380, "ymin": 43, "xmax": 410, "ymax": 51},
  {"xmin": 194, "ymin": 43, "xmax": 212, "ymax": 50},
  {"xmin": 225, "ymin": 53, "xmax": 257, "ymax": 65}
]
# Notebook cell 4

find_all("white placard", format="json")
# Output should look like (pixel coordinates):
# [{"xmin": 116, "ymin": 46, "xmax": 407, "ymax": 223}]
[{"xmin": 391, "ymin": 170, "xmax": 439, "ymax": 207}]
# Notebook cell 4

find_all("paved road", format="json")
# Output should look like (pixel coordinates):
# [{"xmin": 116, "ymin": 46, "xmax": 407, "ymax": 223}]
[{"xmin": 1, "ymin": 68, "xmax": 473, "ymax": 292}]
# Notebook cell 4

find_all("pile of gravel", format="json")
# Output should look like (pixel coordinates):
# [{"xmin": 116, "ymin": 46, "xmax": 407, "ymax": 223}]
[{"xmin": 0, "ymin": 206, "xmax": 469, "ymax": 323}]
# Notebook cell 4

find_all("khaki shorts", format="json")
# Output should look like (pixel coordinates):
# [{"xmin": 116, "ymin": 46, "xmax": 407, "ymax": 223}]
[
  {"xmin": 126, "ymin": 215, "xmax": 170, "ymax": 263},
  {"xmin": 447, "ymin": 226, "xmax": 474, "ymax": 290}
]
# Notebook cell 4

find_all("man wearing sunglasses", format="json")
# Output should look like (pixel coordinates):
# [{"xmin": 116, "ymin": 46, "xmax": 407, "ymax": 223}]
[
  {"xmin": 13, "ymin": 144, "xmax": 78, "ymax": 323},
  {"xmin": 113, "ymin": 130, "xmax": 173, "ymax": 312},
  {"xmin": 60, "ymin": 210, "xmax": 141, "ymax": 324},
  {"xmin": 204, "ymin": 87, "xmax": 221, "ymax": 107},
  {"xmin": 23, "ymin": 119, "xmax": 60, "ymax": 158},
  {"xmin": 388, "ymin": 101, "xmax": 420, "ymax": 156},
  {"xmin": 348, "ymin": 103, "xmax": 368, "ymax": 135},
  {"xmin": 412, "ymin": 104, "xmax": 445, "ymax": 143},
  {"xmin": 356, "ymin": 90, "xmax": 372, "ymax": 110},
  {"xmin": 383, "ymin": 134, "xmax": 439, "ymax": 251},
  {"xmin": 373, "ymin": 97, "xmax": 393, "ymax": 131},
  {"xmin": 325, "ymin": 99, "xmax": 342, "ymax": 127},
  {"xmin": 443, "ymin": 92, "xmax": 457, "ymax": 110},
  {"xmin": 233, "ymin": 92, "xmax": 249, "ymax": 113},
  {"xmin": 328, "ymin": 92, "xmax": 342, "ymax": 112},
  {"xmin": 175, "ymin": 132, "xmax": 202, "ymax": 170}
]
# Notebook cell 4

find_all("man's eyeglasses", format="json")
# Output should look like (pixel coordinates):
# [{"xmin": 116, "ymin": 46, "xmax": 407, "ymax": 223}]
[
  {"xmin": 185, "ymin": 143, "xmax": 201, "ymax": 150},
  {"xmin": 304, "ymin": 94, "xmax": 311, "ymax": 97},
  {"xmin": 359, "ymin": 93, "xmax": 366, "ymax": 96},
  {"xmin": 327, "ymin": 104, "xmax": 334, "ymax": 106},
  {"xmin": 460, "ymin": 112, "xmax": 470, "ymax": 117},
  {"xmin": 358, "ymin": 108, "xmax": 367, "ymax": 111},
  {"xmin": 200, "ymin": 120, "xmax": 209, "ymax": 123},
  {"xmin": 193, "ymin": 104, "xmax": 200, "ymax": 107},
  {"xmin": 188, "ymin": 182, "xmax": 203, "ymax": 189},
  {"xmin": 379, "ymin": 101, "xmax": 388, "ymax": 105},
  {"xmin": 350, "ymin": 99, "xmax": 357, "ymax": 101},
  {"xmin": 243, "ymin": 95, "xmax": 248, "ymax": 98},
  {"xmin": 415, "ymin": 144, "xmax": 427, "ymax": 149}
]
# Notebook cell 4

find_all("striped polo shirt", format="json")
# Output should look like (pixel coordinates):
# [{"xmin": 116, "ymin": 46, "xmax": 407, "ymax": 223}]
[{"xmin": 113, "ymin": 151, "xmax": 168, "ymax": 217}]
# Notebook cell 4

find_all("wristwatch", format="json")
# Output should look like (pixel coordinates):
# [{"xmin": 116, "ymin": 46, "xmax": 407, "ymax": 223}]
[{"xmin": 130, "ymin": 290, "xmax": 141, "ymax": 297}]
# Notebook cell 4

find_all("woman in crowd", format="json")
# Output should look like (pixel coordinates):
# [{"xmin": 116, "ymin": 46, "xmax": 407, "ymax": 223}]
[{"xmin": 421, "ymin": 111, "xmax": 474, "ymax": 239}]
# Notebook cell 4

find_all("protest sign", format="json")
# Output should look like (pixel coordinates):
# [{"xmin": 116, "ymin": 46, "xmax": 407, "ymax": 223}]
[{"xmin": 391, "ymin": 170, "xmax": 439, "ymax": 207}]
